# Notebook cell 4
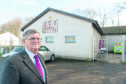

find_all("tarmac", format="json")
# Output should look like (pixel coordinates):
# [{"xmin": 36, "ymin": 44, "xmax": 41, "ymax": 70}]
[
  {"xmin": 46, "ymin": 58, "xmax": 126, "ymax": 84},
  {"xmin": 0, "ymin": 53, "xmax": 126, "ymax": 84}
]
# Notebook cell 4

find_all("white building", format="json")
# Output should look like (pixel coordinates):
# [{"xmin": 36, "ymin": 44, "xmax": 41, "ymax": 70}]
[
  {"xmin": 102, "ymin": 26, "xmax": 126, "ymax": 53},
  {"xmin": 21, "ymin": 7, "xmax": 103, "ymax": 60},
  {"xmin": 0, "ymin": 32, "xmax": 19, "ymax": 46}
]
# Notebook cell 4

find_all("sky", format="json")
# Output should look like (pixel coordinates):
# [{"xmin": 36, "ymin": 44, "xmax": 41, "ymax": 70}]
[{"xmin": 0, "ymin": 0, "xmax": 126, "ymax": 27}]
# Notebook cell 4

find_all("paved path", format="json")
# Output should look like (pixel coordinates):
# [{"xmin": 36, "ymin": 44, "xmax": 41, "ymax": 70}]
[{"xmin": 96, "ymin": 53, "xmax": 122, "ymax": 63}]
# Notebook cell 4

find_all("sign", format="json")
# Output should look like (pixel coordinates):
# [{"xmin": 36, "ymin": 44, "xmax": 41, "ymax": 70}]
[
  {"xmin": 42, "ymin": 20, "xmax": 58, "ymax": 33},
  {"xmin": 114, "ymin": 42, "xmax": 122, "ymax": 53}
]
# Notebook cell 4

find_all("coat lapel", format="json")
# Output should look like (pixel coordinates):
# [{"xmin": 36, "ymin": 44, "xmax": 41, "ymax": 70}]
[{"xmin": 21, "ymin": 51, "xmax": 44, "ymax": 83}]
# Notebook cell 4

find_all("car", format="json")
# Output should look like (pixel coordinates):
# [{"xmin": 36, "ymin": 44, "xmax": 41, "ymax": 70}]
[
  {"xmin": 2, "ymin": 46, "xmax": 24, "ymax": 57},
  {"xmin": 2, "ymin": 46, "xmax": 55, "ymax": 62},
  {"xmin": 38, "ymin": 46, "xmax": 55, "ymax": 62}
]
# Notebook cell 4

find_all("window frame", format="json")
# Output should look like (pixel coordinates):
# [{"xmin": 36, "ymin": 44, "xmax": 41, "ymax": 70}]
[
  {"xmin": 45, "ymin": 36, "xmax": 54, "ymax": 43},
  {"xmin": 65, "ymin": 35, "xmax": 76, "ymax": 43}
]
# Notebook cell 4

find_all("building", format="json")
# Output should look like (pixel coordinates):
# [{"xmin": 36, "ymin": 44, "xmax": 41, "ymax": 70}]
[
  {"xmin": 0, "ymin": 32, "xmax": 19, "ymax": 46},
  {"xmin": 102, "ymin": 26, "xmax": 126, "ymax": 53},
  {"xmin": 21, "ymin": 7, "xmax": 103, "ymax": 60}
]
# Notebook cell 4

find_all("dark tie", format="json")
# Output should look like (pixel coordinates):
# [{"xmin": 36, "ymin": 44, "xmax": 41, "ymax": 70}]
[{"xmin": 34, "ymin": 54, "xmax": 44, "ymax": 81}]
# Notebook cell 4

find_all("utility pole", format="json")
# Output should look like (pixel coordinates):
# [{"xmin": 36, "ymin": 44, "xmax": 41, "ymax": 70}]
[{"xmin": 118, "ymin": 10, "xmax": 121, "ymax": 26}]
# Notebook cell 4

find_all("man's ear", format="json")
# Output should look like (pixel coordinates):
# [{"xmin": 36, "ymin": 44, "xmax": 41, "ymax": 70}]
[{"xmin": 22, "ymin": 39, "xmax": 25, "ymax": 44}]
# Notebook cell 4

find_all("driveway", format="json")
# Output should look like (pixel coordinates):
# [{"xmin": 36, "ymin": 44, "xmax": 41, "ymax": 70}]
[
  {"xmin": 0, "ymin": 56, "xmax": 126, "ymax": 84},
  {"xmin": 46, "ymin": 58, "xmax": 126, "ymax": 84}
]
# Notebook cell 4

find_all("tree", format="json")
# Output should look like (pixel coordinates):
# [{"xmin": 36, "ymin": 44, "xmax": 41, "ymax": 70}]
[
  {"xmin": 97, "ymin": 7, "xmax": 108, "ymax": 27},
  {"xmin": 72, "ymin": 4, "xmax": 126, "ymax": 27},
  {"xmin": 23, "ymin": 16, "xmax": 34, "ymax": 25},
  {"xmin": 82, "ymin": 8, "xmax": 98, "ymax": 19},
  {"xmin": 115, "ymin": 2, "xmax": 126, "ymax": 26},
  {"xmin": 72, "ymin": 8, "xmax": 107, "ymax": 27},
  {"xmin": 117, "ymin": 1, "xmax": 126, "ymax": 9},
  {"xmin": 73, "ymin": 8, "xmax": 98, "ymax": 19},
  {"xmin": 0, "ymin": 17, "xmax": 22, "ymax": 37},
  {"xmin": 0, "ymin": 17, "xmax": 33, "ymax": 37}
]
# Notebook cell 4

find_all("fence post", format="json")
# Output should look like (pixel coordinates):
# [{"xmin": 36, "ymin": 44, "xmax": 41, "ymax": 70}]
[
  {"xmin": 106, "ymin": 35, "xmax": 108, "ymax": 63},
  {"xmin": 93, "ymin": 36, "xmax": 95, "ymax": 62},
  {"xmin": 9, "ymin": 37, "xmax": 12, "ymax": 53},
  {"xmin": 122, "ymin": 35, "xmax": 125, "ymax": 63}
]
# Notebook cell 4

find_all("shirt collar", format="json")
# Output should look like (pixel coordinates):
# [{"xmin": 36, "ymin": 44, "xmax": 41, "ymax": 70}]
[{"xmin": 25, "ymin": 48, "xmax": 35, "ymax": 58}]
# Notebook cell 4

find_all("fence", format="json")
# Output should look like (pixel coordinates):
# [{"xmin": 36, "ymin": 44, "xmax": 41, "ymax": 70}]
[{"xmin": 93, "ymin": 35, "xmax": 126, "ymax": 63}]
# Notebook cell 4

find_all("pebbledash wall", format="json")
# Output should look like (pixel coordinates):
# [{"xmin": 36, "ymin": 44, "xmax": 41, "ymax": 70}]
[{"xmin": 21, "ymin": 8, "xmax": 103, "ymax": 60}]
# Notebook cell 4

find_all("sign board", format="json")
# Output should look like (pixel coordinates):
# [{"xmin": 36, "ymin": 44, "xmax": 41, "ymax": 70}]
[{"xmin": 114, "ymin": 42, "xmax": 122, "ymax": 53}]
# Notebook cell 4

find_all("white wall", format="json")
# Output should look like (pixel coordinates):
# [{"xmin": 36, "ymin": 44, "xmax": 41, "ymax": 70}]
[
  {"xmin": 0, "ymin": 32, "xmax": 19, "ymax": 46},
  {"xmin": 24, "ymin": 11, "xmax": 100, "ymax": 59},
  {"xmin": 43, "ymin": 11, "xmax": 93, "ymax": 58},
  {"xmin": 91, "ymin": 26, "xmax": 101, "ymax": 58},
  {"xmin": 102, "ymin": 35, "xmax": 126, "ymax": 52}
]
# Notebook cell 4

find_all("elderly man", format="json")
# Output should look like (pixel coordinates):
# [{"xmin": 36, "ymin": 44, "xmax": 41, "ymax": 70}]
[{"xmin": 0, "ymin": 29, "xmax": 47, "ymax": 84}]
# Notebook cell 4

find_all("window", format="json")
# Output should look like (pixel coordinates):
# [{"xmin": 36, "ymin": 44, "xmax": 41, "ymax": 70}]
[
  {"xmin": 45, "ymin": 36, "xmax": 54, "ymax": 43},
  {"xmin": 39, "ymin": 46, "xmax": 49, "ymax": 51},
  {"xmin": 65, "ymin": 36, "xmax": 76, "ymax": 43}
]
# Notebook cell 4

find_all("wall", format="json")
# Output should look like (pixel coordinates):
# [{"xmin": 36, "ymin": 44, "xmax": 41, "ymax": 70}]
[
  {"xmin": 91, "ymin": 25, "xmax": 101, "ymax": 59},
  {"xmin": 102, "ymin": 35, "xmax": 126, "ymax": 52},
  {"xmin": 0, "ymin": 32, "xmax": 19, "ymax": 46},
  {"xmin": 24, "ymin": 11, "xmax": 97, "ymax": 59}
]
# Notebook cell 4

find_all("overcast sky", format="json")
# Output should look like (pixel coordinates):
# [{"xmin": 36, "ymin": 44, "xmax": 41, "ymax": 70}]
[{"xmin": 0, "ymin": 0, "xmax": 125, "ymax": 26}]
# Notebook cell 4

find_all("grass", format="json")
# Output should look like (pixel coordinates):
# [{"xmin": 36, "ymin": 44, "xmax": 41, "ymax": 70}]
[
  {"xmin": 120, "ymin": 60, "xmax": 126, "ymax": 65},
  {"xmin": 0, "ymin": 53, "xmax": 2, "ymax": 57}
]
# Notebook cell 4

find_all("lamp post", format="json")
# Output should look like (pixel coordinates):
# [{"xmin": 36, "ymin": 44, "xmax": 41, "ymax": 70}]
[
  {"xmin": 9, "ymin": 37, "xmax": 12, "ymax": 52},
  {"xmin": 118, "ymin": 10, "xmax": 121, "ymax": 26}
]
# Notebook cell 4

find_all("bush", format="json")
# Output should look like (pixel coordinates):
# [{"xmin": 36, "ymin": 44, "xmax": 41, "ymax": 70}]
[{"xmin": 0, "ymin": 53, "xmax": 2, "ymax": 57}]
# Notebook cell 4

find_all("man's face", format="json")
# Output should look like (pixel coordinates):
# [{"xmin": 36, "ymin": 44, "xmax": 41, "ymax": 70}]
[{"xmin": 22, "ymin": 33, "xmax": 41, "ymax": 54}]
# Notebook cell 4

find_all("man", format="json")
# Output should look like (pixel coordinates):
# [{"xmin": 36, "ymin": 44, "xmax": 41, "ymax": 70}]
[{"xmin": 0, "ymin": 29, "xmax": 47, "ymax": 84}]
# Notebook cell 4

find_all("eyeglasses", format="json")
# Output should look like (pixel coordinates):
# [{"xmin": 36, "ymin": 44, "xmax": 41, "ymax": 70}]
[{"xmin": 27, "ymin": 37, "xmax": 41, "ymax": 41}]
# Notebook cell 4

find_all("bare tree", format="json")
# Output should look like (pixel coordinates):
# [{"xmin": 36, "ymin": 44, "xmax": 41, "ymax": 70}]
[
  {"xmin": 23, "ymin": 16, "xmax": 33, "ymax": 24},
  {"xmin": 72, "ymin": 8, "xmax": 85, "ymax": 16},
  {"xmin": 82, "ymin": 8, "xmax": 98, "ymax": 19},
  {"xmin": 0, "ymin": 17, "xmax": 22, "ymax": 37},
  {"xmin": 115, "ymin": 2, "xmax": 126, "ymax": 26},
  {"xmin": 117, "ymin": 1, "xmax": 126, "ymax": 9},
  {"xmin": 72, "ymin": 8, "xmax": 108, "ymax": 27},
  {"xmin": 96, "ymin": 7, "xmax": 108, "ymax": 27},
  {"xmin": 73, "ymin": 8, "xmax": 98, "ymax": 19},
  {"xmin": 0, "ymin": 16, "xmax": 33, "ymax": 36}
]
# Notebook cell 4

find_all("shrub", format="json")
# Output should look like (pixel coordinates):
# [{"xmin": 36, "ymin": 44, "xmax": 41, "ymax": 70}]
[{"xmin": 0, "ymin": 53, "xmax": 2, "ymax": 57}]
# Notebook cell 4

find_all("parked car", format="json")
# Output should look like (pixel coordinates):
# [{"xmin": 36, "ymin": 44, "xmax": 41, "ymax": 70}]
[
  {"xmin": 2, "ymin": 46, "xmax": 24, "ymax": 57},
  {"xmin": 2, "ymin": 46, "xmax": 55, "ymax": 62},
  {"xmin": 38, "ymin": 46, "xmax": 55, "ymax": 61}
]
